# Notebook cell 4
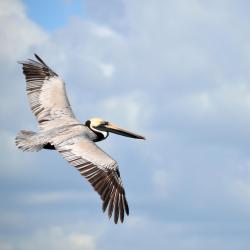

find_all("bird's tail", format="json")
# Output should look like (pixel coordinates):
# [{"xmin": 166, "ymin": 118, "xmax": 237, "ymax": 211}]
[{"xmin": 15, "ymin": 130, "xmax": 43, "ymax": 152}]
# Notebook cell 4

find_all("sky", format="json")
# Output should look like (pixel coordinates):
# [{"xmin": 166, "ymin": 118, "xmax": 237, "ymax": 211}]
[{"xmin": 1, "ymin": 0, "xmax": 250, "ymax": 249}]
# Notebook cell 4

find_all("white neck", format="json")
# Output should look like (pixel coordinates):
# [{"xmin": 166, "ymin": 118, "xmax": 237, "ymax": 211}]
[{"xmin": 90, "ymin": 125, "xmax": 108, "ymax": 141}]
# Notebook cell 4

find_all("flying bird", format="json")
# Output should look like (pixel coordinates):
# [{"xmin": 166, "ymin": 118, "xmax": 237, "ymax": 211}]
[{"xmin": 15, "ymin": 54, "xmax": 145, "ymax": 224}]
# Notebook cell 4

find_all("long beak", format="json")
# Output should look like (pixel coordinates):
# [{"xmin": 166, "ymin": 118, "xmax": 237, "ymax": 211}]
[{"xmin": 100, "ymin": 123, "xmax": 145, "ymax": 140}]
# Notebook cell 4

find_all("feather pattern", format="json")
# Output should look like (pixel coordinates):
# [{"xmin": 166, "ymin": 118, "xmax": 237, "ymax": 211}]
[
  {"xmin": 17, "ymin": 54, "xmax": 131, "ymax": 224},
  {"xmin": 19, "ymin": 54, "xmax": 78, "ymax": 130},
  {"xmin": 56, "ymin": 136, "xmax": 129, "ymax": 223}
]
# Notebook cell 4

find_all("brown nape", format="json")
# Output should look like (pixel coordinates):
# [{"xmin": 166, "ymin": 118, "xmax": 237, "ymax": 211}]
[{"xmin": 43, "ymin": 143, "xmax": 55, "ymax": 150}]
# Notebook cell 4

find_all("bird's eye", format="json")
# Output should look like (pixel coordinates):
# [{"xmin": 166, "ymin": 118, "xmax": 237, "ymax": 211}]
[
  {"xmin": 85, "ymin": 120, "xmax": 91, "ymax": 127},
  {"xmin": 103, "ymin": 121, "xmax": 109, "ymax": 125}
]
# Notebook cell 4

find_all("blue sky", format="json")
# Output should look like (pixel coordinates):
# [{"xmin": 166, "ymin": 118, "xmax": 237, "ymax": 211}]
[
  {"xmin": 1, "ymin": 0, "xmax": 250, "ymax": 249},
  {"xmin": 23, "ymin": 0, "xmax": 85, "ymax": 31}
]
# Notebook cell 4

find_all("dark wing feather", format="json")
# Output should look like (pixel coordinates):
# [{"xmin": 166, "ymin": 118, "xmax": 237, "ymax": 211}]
[
  {"xmin": 56, "ymin": 137, "xmax": 129, "ymax": 224},
  {"xmin": 19, "ymin": 54, "xmax": 78, "ymax": 130}
]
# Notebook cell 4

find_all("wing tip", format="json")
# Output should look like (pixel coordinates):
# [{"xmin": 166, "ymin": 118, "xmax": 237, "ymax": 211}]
[
  {"xmin": 17, "ymin": 53, "xmax": 49, "ymax": 67},
  {"xmin": 17, "ymin": 54, "xmax": 58, "ymax": 77},
  {"xmin": 17, "ymin": 53, "xmax": 39, "ymax": 65},
  {"xmin": 102, "ymin": 192, "xmax": 129, "ymax": 224},
  {"xmin": 34, "ymin": 53, "xmax": 46, "ymax": 65}
]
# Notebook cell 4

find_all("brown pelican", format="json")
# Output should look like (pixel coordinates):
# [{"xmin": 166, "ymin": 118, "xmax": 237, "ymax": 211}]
[{"xmin": 15, "ymin": 54, "xmax": 145, "ymax": 224}]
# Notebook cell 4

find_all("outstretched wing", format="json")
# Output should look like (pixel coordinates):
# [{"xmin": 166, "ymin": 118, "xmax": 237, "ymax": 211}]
[
  {"xmin": 55, "ymin": 135, "xmax": 129, "ymax": 224},
  {"xmin": 19, "ymin": 54, "xmax": 78, "ymax": 130}
]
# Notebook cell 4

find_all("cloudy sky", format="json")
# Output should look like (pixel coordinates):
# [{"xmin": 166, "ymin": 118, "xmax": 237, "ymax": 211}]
[{"xmin": 1, "ymin": 0, "xmax": 250, "ymax": 249}]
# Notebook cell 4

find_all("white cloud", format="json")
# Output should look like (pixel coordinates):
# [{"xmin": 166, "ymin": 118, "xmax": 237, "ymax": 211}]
[
  {"xmin": 98, "ymin": 62, "xmax": 115, "ymax": 78},
  {"xmin": 69, "ymin": 233, "xmax": 95, "ymax": 249},
  {"xmin": 0, "ymin": 129, "xmax": 37, "ymax": 178},
  {"xmin": 231, "ymin": 179, "xmax": 250, "ymax": 203},
  {"xmin": 152, "ymin": 168, "xmax": 172, "ymax": 199},
  {"xmin": 227, "ymin": 159, "xmax": 250, "ymax": 209},
  {"xmin": 100, "ymin": 92, "xmax": 151, "ymax": 130},
  {"xmin": 2, "ymin": 0, "xmax": 250, "ymax": 249},
  {"xmin": 0, "ymin": 0, "xmax": 50, "ymax": 181},
  {"xmin": 14, "ymin": 226, "xmax": 96, "ymax": 250},
  {"xmin": 186, "ymin": 82, "xmax": 250, "ymax": 116},
  {"xmin": 21, "ymin": 190, "xmax": 94, "ymax": 204},
  {"xmin": 0, "ymin": 211, "xmax": 25, "ymax": 229},
  {"xmin": 0, "ymin": 241, "xmax": 13, "ymax": 250},
  {"xmin": 0, "ymin": 0, "xmax": 48, "ymax": 61},
  {"xmin": 91, "ymin": 24, "xmax": 117, "ymax": 38}
]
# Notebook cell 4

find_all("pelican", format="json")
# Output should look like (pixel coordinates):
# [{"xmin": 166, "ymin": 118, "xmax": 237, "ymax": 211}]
[{"xmin": 15, "ymin": 54, "xmax": 145, "ymax": 224}]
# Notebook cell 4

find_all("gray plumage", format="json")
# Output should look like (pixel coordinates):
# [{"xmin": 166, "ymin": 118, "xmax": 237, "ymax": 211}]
[{"xmin": 15, "ymin": 54, "xmax": 136, "ymax": 223}]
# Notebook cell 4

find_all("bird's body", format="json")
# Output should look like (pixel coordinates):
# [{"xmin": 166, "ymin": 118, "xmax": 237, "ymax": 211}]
[{"xmin": 15, "ymin": 54, "xmax": 145, "ymax": 224}]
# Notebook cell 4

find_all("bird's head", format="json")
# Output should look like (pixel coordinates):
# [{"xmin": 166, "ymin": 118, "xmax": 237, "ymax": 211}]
[{"xmin": 85, "ymin": 117, "xmax": 145, "ymax": 141}]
